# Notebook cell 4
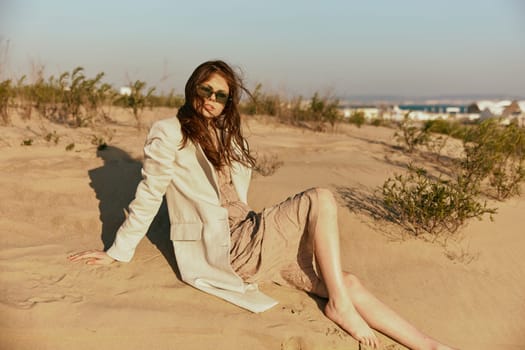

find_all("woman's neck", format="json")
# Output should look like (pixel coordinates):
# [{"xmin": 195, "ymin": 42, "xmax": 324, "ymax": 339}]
[{"xmin": 208, "ymin": 123, "xmax": 220, "ymax": 149}]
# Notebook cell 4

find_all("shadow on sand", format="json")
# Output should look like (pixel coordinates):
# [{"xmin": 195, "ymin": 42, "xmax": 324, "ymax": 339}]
[{"xmin": 88, "ymin": 145, "xmax": 180, "ymax": 278}]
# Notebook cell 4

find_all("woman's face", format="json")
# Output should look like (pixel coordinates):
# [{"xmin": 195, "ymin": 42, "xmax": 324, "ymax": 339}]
[{"xmin": 195, "ymin": 73, "xmax": 230, "ymax": 120}]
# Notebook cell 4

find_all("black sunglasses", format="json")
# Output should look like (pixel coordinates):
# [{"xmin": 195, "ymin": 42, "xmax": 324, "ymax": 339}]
[{"xmin": 196, "ymin": 84, "xmax": 230, "ymax": 105}]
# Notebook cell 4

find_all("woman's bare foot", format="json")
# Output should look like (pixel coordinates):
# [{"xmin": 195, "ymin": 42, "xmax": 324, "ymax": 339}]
[{"xmin": 324, "ymin": 299, "xmax": 379, "ymax": 348}]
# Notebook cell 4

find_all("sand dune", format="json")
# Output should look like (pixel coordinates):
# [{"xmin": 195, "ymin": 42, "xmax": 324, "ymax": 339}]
[{"xmin": 1, "ymin": 110, "xmax": 524, "ymax": 349}]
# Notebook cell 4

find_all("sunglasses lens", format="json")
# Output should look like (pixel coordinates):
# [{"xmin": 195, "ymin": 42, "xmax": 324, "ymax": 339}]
[
  {"xmin": 197, "ymin": 85, "xmax": 213, "ymax": 99},
  {"xmin": 197, "ymin": 85, "xmax": 229, "ymax": 105},
  {"xmin": 215, "ymin": 92, "xmax": 229, "ymax": 104}
]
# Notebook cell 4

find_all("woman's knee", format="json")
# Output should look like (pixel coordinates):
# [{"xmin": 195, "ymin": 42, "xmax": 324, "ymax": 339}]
[
  {"xmin": 343, "ymin": 272, "xmax": 362, "ymax": 290},
  {"xmin": 313, "ymin": 187, "xmax": 337, "ymax": 210},
  {"xmin": 343, "ymin": 273, "xmax": 367, "ymax": 302}
]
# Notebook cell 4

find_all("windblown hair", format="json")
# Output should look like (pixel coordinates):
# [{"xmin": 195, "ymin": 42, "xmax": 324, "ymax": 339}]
[{"xmin": 177, "ymin": 60, "xmax": 255, "ymax": 170}]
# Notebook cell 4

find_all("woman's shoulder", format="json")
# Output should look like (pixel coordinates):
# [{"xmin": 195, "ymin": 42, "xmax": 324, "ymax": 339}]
[
  {"xmin": 151, "ymin": 116, "xmax": 181, "ymax": 131},
  {"xmin": 148, "ymin": 116, "xmax": 183, "ymax": 141}
]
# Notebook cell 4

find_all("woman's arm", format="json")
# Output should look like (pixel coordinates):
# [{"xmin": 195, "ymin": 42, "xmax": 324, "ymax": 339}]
[{"xmin": 70, "ymin": 120, "xmax": 180, "ymax": 265}]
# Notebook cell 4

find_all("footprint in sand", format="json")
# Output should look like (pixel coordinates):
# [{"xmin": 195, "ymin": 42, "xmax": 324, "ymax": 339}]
[
  {"xmin": 281, "ymin": 336, "xmax": 307, "ymax": 350},
  {"xmin": 325, "ymin": 325, "xmax": 348, "ymax": 339},
  {"xmin": 29, "ymin": 273, "xmax": 67, "ymax": 286},
  {"xmin": 281, "ymin": 301, "xmax": 306, "ymax": 315},
  {"xmin": 2, "ymin": 270, "xmax": 84, "ymax": 309},
  {"xmin": 280, "ymin": 302, "xmax": 351, "ymax": 345},
  {"xmin": 8, "ymin": 293, "xmax": 84, "ymax": 309}
]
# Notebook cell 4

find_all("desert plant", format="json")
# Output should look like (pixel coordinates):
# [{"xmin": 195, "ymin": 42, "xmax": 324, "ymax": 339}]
[
  {"xmin": 394, "ymin": 114, "xmax": 429, "ymax": 153},
  {"xmin": 497, "ymin": 117, "xmax": 525, "ymax": 190},
  {"xmin": 309, "ymin": 92, "xmax": 340, "ymax": 127},
  {"xmin": 254, "ymin": 153, "xmax": 284, "ymax": 176},
  {"xmin": 32, "ymin": 74, "xmax": 63, "ymax": 119},
  {"xmin": 91, "ymin": 129, "xmax": 114, "ymax": 151},
  {"xmin": 423, "ymin": 118, "xmax": 466, "ymax": 139},
  {"xmin": 461, "ymin": 119, "xmax": 525, "ymax": 199},
  {"xmin": 241, "ymin": 83, "xmax": 261, "ymax": 116},
  {"xmin": 370, "ymin": 117, "xmax": 387, "ymax": 127},
  {"xmin": 0, "ymin": 79, "xmax": 13, "ymax": 124},
  {"xmin": 50, "ymin": 67, "xmax": 112, "ymax": 126},
  {"xmin": 423, "ymin": 133, "xmax": 450, "ymax": 162},
  {"xmin": 82, "ymin": 72, "xmax": 109, "ymax": 120},
  {"xmin": 241, "ymin": 83, "xmax": 281, "ymax": 117},
  {"xmin": 348, "ymin": 110, "xmax": 366, "ymax": 128},
  {"xmin": 382, "ymin": 166, "xmax": 496, "ymax": 239},
  {"xmin": 59, "ymin": 66, "xmax": 86, "ymax": 124},
  {"xmin": 14, "ymin": 75, "xmax": 34, "ymax": 119},
  {"xmin": 95, "ymin": 83, "xmax": 118, "ymax": 121},
  {"xmin": 149, "ymin": 88, "xmax": 184, "ymax": 108},
  {"xmin": 116, "ymin": 80, "xmax": 155, "ymax": 128},
  {"xmin": 421, "ymin": 119, "xmax": 470, "ymax": 160},
  {"xmin": 44, "ymin": 130, "xmax": 60, "ymax": 144},
  {"xmin": 286, "ymin": 92, "xmax": 341, "ymax": 130}
]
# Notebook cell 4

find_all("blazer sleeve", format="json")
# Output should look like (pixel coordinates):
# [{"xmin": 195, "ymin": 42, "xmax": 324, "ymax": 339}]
[{"xmin": 106, "ymin": 121, "xmax": 179, "ymax": 262}]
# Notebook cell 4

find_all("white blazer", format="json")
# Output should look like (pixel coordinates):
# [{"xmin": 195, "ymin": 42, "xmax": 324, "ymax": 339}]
[{"xmin": 106, "ymin": 117, "xmax": 277, "ymax": 313}]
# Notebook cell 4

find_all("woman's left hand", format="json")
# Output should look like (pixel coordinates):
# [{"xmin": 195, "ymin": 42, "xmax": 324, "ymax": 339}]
[{"xmin": 68, "ymin": 250, "xmax": 115, "ymax": 265}]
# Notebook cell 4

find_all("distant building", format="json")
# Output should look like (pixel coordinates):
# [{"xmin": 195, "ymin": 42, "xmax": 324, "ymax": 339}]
[
  {"xmin": 468, "ymin": 100, "xmax": 511, "ymax": 117},
  {"xmin": 399, "ymin": 104, "xmax": 468, "ymax": 114},
  {"xmin": 468, "ymin": 100, "xmax": 524, "ymax": 126},
  {"xmin": 338, "ymin": 100, "xmax": 524, "ymax": 125},
  {"xmin": 338, "ymin": 105, "xmax": 380, "ymax": 120}
]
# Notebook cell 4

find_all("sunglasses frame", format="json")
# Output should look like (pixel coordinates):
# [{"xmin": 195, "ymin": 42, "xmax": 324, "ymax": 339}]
[{"xmin": 196, "ymin": 84, "xmax": 230, "ymax": 105}]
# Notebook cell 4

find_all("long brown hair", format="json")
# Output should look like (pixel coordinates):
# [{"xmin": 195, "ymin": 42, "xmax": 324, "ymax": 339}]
[{"xmin": 177, "ymin": 60, "xmax": 255, "ymax": 170}]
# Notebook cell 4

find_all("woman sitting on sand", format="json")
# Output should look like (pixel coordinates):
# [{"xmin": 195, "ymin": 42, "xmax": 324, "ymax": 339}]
[{"xmin": 69, "ymin": 60, "xmax": 455, "ymax": 350}]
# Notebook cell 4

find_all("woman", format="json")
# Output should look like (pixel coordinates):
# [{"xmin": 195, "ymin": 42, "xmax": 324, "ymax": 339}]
[{"xmin": 69, "ymin": 60, "xmax": 455, "ymax": 350}]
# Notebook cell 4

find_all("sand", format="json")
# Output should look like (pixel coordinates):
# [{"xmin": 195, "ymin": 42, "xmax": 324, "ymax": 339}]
[{"xmin": 1, "ymin": 109, "xmax": 524, "ymax": 350}]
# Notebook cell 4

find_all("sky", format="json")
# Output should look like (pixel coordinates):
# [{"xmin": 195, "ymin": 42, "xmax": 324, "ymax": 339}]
[{"xmin": 1, "ymin": 0, "xmax": 524, "ymax": 100}]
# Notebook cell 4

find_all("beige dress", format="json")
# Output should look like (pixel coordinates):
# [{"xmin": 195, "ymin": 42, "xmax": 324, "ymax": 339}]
[{"xmin": 217, "ymin": 166, "xmax": 322, "ymax": 293}]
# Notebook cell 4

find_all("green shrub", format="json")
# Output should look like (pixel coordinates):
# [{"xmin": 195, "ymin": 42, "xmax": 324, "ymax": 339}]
[
  {"xmin": 382, "ymin": 166, "xmax": 496, "ymax": 238},
  {"xmin": 82, "ymin": 73, "xmax": 111, "ymax": 120},
  {"xmin": 0, "ymin": 79, "xmax": 14, "ymax": 124},
  {"xmin": 285, "ymin": 92, "xmax": 341, "ymax": 130},
  {"xmin": 394, "ymin": 114, "xmax": 429, "ymax": 152},
  {"xmin": 115, "ymin": 80, "xmax": 155, "ymax": 128},
  {"xmin": 254, "ymin": 153, "xmax": 284, "ymax": 176},
  {"xmin": 14, "ymin": 67, "xmax": 114, "ymax": 126},
  {"xmin": 308, "ymin": 92, "xmax": 340, "ymax": 127},
  {"xmin": 59, "ymin": 67, "xmax": 86, "ymax": 123},
  {"xmin": 348, "ymin": 111, "xmax": 366, "ymax": 128},
  {"xmin": 240, "ymin": 83, "xmax": 281, "ymax": 117},
  {"xmin": 58, "ymin": 67, "xmax": 113, "ymax": 126},
  {"xmin": 32, "ymin": 74, "xmax": 63, "ymax": 119},
  {"xmin": 370, "ymin": 117, "xmax": 388, "ymax": 127},
  {"xmin": 461, "ymin": 119, "xmax": 525, "ymax": 199},
  {"xmin": 149, "ymin": 89, "xmax": 184, "ymax": 108},
  {"xmin": 239, "ymin": 86, "xmax": 341, "ymax": 132},
  {"xmin": 91, "ymin": 129, "xmax": 114, "ymax": 151},
  {"xmin": 14, "ymin": 76, "xmax": 34, "ymax": 119},
  {"xmin": 423, "ymin": 118, "xmax": 466, "ymax": 139},
  {"xmin": 44, "ymin": 131, "xmax": 60, "ymax": 144}
]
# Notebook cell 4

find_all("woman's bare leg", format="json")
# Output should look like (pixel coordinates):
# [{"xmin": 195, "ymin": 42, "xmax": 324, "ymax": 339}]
[
  {"xmin": 307, "ymin": 188, "xmax": 379, "ymax": 348},
  {"xmin": 339, "ymin": 272, "xmax": 456, "ymax": 350},
  {"xmin": 307, "ymin": 188, "xmax": 456, "ymax": 350}
]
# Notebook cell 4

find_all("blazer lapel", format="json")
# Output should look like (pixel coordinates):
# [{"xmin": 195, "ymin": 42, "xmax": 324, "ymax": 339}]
[
  {"xmin": 195, "ymin": 143, "xmax": 220, "ymax": 200},
  {"xmin": 230, "ymin": 161, "xmax": 251, "ymax": 204},
  {"xmin": 195, "ymin": 142, "xmax": 251, "ymax": 205}
]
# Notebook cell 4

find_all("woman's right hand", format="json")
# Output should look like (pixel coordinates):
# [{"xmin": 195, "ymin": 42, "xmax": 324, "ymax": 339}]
[{"xmin": 68, "ymin": 250, "xmax": 116, "ymax": 265}]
